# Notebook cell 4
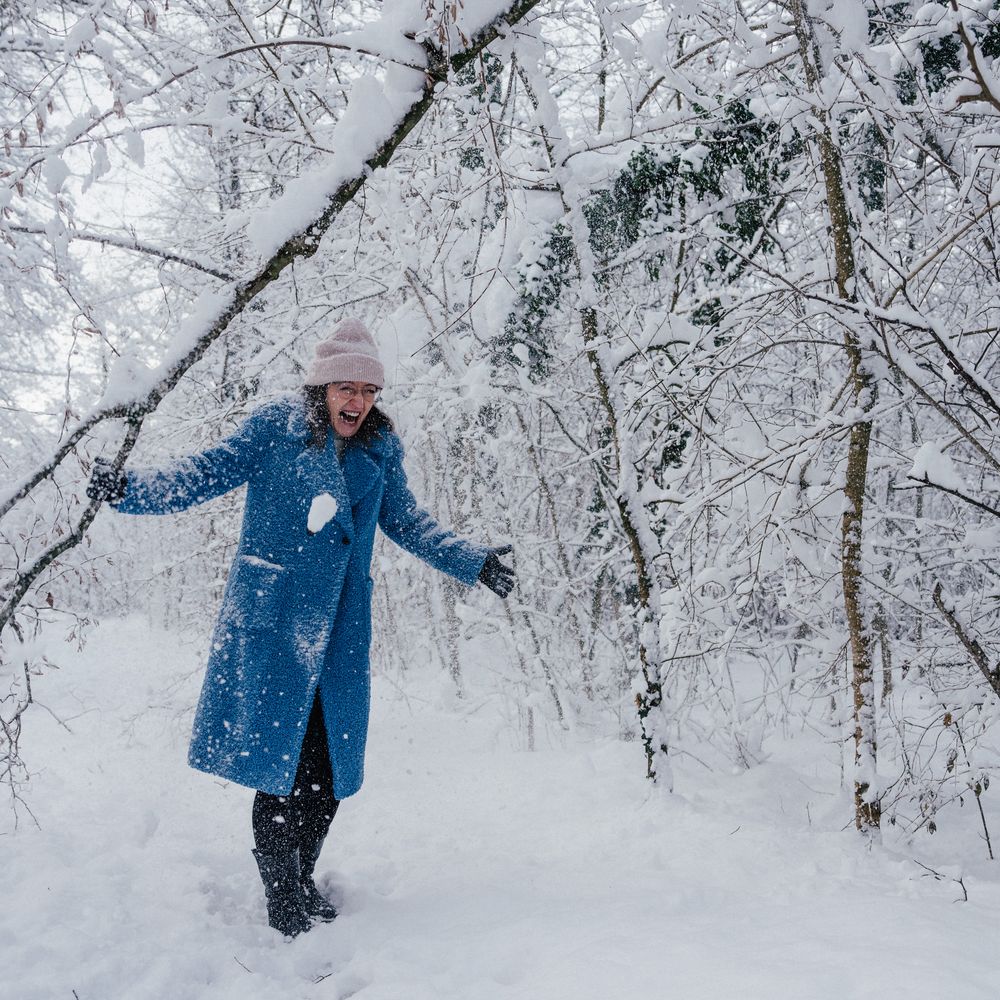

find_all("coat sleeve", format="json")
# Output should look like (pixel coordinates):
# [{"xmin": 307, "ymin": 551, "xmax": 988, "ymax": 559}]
[
  {"xmin": 113, "ymin": 403, "xmax": 286, "ymax": 515},
  {"xmin": 377, "ymin": 434, "xmax": 489, "ymax": 587}
]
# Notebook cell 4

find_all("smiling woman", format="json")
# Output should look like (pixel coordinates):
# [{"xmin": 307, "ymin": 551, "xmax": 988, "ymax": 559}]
[
  {"xmin": 85, "ymin": 317, "xmax": 516, "ymax": 939},
  {"xmin": 327, "ymin": 383, "xmax": 380, "ymax": 433},
  {"xmin": 306, "ymin": 320, "xmax": 384, "ymax": 438},
  {"xmin": 299, "ymin": 321, "xmax": 395, "ymax": 454}
]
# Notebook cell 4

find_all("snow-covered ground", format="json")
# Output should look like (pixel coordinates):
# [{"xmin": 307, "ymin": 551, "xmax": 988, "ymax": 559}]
[{"xmin": 5, "ymin": 618, "xmax": 1000, "ymax": 1000}]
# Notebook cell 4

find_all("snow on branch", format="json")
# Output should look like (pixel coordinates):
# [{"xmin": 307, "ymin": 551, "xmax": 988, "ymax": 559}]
[
  {"xmin": 8, "ymin": 225, "xmax": 235, "ymax": 281},
  {"xmin": 904, "ymin": 473, "xmax": 1000, "ymax": 522},
  {"xmin": 721, "ymin": 238, "xmax": 1000, "ymax": 425},
  {"xmin": 932, "ymin": 583, "xmax": 1000, "ymax": 699},
  {"xmin": 904, "ymin": 443, "xmax": 1000, "ymax": 520}
]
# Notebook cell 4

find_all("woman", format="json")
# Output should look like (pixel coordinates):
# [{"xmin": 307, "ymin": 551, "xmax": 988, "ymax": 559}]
[{"xmin": 87, "ymin": 318, "xmax": 515, "ymax": 937}]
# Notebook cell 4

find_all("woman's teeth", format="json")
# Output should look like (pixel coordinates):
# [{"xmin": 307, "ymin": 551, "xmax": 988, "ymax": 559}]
[{"xmin": 340, "ymin": 411, "xmax": 359, "ymax": 423}]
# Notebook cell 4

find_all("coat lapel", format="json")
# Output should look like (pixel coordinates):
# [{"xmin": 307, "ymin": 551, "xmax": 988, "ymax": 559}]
[
  {"xmin": 288, "ymin": 410, "xmax": 354, "ymax": 537},
  {"xmin": 342, "ymin": 445, "xmax": 382, "ymax": 508}
]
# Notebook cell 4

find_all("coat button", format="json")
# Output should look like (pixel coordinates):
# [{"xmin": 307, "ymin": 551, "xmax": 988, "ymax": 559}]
[{"xmin": 341, "ymin": 536, "xmax": 350, "ymax": 545}]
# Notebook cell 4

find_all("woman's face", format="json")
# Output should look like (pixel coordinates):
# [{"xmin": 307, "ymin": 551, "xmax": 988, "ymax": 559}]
[{"xmin": 326, "ymin": 382, "xmax": 380, "ymax": 437}]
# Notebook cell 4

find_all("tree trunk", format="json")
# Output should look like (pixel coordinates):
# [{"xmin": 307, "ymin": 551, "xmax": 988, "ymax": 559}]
[
  {"xmin": 791, "ymin": 0, "xmax": 880, "ymax": 833},
  {"xmin": 514, "ymin": 50, "xmax": 671, "ymax": 785},
  {"xmin": 582, "ymin": 307, "xmax": 668, "ymax": 783}
]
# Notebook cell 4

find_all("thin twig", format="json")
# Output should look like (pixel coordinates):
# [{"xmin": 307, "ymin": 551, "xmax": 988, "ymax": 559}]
[{"xmin": 914, "ymin": 860, "xmax": 969, "ymax": 901}]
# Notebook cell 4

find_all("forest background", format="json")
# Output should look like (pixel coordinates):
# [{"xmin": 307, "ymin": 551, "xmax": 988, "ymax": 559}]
[{"xmin": 3, "ymin": 0, "xmax": 1000, "ymax": 862}]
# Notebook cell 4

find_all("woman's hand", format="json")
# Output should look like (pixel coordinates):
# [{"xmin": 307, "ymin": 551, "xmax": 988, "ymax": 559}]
[
  {"xmin": 86, "ymin": 458, "xmax": 127, "ymax": 504},
  {"xmin": 478, "ymin": 544, "xmax": 515, "ymax": 598}
]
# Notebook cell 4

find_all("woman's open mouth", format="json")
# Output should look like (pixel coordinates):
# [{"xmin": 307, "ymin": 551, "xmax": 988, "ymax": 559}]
[{"xmin": 339, "ymin": 410, "xmax": 361, "ymax": 426}]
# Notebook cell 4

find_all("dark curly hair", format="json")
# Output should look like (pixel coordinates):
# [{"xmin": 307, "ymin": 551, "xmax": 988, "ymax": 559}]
[{"xmin": 303, "ymin": 384, "xmax": 394, "ymax": 450}]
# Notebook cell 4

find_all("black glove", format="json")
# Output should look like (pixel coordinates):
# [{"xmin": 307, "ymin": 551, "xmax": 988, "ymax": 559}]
[
  {"xmin": 478, "ymin": 544, "xmax": 515, "ymax": 599},
  {"xmin": 86, "ymin": 458, "xmax": 127, "ymax": 504}
]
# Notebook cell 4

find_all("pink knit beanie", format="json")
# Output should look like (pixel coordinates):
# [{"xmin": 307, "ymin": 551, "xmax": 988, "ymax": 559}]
[{"xmin": 304, "ymin": 318, "xmax": 384, "ymax": 388}]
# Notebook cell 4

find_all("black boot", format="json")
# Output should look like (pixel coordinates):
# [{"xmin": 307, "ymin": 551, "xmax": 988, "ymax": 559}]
[
  {"xmin": 298, "ymin": 835, "xmax": 338, "ymax": 922},
  {"xmin": 252, "ymin": 848, "xmax": 312, "ymax": 937}
]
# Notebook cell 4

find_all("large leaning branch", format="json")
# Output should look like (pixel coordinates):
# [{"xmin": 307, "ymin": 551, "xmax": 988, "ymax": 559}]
[
  {"xmin": 0, "ymin": 422, "xmax": 145, "ymax": 633},
  {"xmin": 0, "ymin": 0, "xmax": 543, "ymax": 634}
]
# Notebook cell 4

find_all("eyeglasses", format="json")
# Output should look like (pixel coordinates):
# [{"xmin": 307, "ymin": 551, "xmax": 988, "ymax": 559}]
[{"xmin": 330, "ymin": 383, "xmax": 380, "ymax": 403}]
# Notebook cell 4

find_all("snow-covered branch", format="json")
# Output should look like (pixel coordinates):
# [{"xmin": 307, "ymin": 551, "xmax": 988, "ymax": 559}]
[
  {"xmin": 8, "ymin": 225, "xmax": 235, "ymax": 281},
  {"xmin": 932, "ymin": 583, "xmax": 1000, "ymax": 699}
]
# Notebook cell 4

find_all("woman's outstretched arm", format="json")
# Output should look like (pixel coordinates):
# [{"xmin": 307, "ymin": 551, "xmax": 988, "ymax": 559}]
[
  {"xmin": 107, "ymin": 402, "xmax": 285, "ymax": 515},
  {"xmin": 377, "ymin": 435, "xmax": 490, "ymax": 587}
]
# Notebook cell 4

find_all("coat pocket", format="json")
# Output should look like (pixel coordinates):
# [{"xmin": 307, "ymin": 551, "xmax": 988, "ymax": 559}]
[{"xmin": 222, "ymin": 556, "xmax": 287, "ymax": 632}]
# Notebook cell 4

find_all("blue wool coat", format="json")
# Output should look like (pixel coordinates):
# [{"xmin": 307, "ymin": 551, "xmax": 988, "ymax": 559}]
[{"xmin": 114, "ymin": 397, "xmax": 488, "ymax": 798}]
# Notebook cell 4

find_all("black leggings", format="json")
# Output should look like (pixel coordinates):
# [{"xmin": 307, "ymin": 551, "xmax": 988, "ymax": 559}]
[{"xmin": 252, "ymin": 693, "xmax": 340, "ymax": 854}]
